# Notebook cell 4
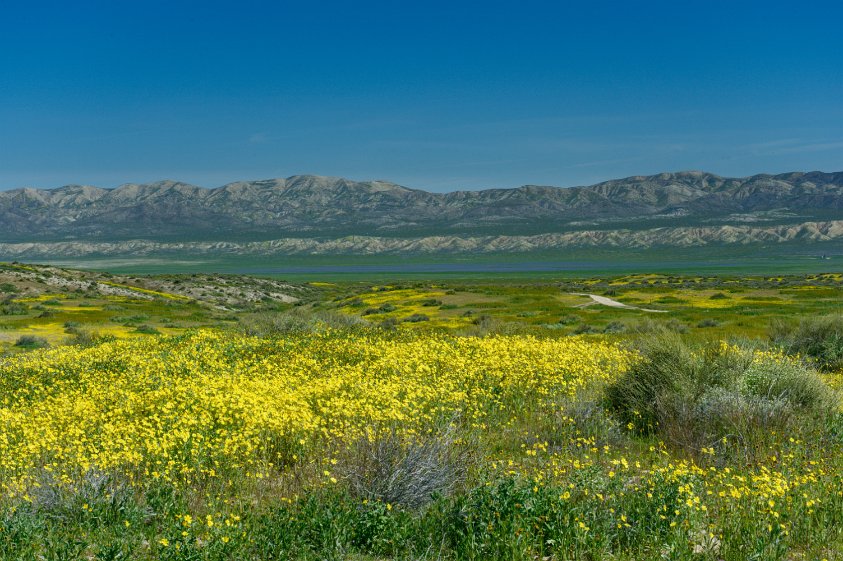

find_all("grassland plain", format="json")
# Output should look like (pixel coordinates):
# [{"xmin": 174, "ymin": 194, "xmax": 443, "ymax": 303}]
[{"xmin": 1, "ymin": 264, "xmax": 843, "ymax": 559}]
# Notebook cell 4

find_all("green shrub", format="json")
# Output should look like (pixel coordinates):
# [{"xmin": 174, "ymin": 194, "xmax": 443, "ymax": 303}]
[
  {"xmin": 0, "ymin": 302, "xmax": 28, "ymax": 316},
  {"xmin": 697, "ymin": 318, "xmax": 720, "ymax": 328},
  {"xmin": 0, "ymin": 282, "xmax": 18, "ymax": 293},
  {"xmin": 770, "ymin": 315, "xmax": 843, "ymax": 372},
  {"xmin": 66, "ymin": 329, "xmax": 115, "ymax": 347},
  {"xmin": 14, "ymin": 335, "xmax": 49, "ymax": 349},
  {"xmin": 571, "ymin": 324, "xmax": 597, "ymax": 335},
  {"xmin": 603, "ymin": 321, "xmax": 625, "ymax": 334},
  {"xmin": 403, "ymin": 313, "xmax": 430, "ymax": 323},
  {"xmin": 111, "ymin": 314, "xmax": 150, "ymax": 325},
  {"xmin": 605, "ymin": 333, "xmax": 836, "ymax": 459}
]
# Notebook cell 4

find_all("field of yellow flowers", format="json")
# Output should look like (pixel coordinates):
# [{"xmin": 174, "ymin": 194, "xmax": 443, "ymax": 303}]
[{"xmin": 1, "ymin": 328, "xmax": 842, "ymax": 560}]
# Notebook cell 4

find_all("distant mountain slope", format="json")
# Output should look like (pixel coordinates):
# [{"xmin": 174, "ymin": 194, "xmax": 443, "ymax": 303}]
[
  {"xmin": 2, "ymin": 171, "xmax": 842, "ymax": 243},
  {"xmin": 2, "ymin": 220, "xmax": 842, "ymax": 258}
]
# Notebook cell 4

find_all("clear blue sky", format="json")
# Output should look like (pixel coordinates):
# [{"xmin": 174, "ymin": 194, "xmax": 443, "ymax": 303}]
[{"xmin": 1, "ymin": 0, "xmax": 841, "ymax": 191}]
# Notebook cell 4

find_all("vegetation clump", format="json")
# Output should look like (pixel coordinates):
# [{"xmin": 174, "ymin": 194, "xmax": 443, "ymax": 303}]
[
  {"xmin": 0, "ymin": 282, "xmax": 18, "ymax": 293},
  {"xmin": 606, "ymin": 333, "xmax": 836, "ymax": 459},
  {"xmin": 403, "ymin": 313, "xmax": 430, "ymax": 323},
  {"xmin": 14, "ymin": 335, "xmax": 48, "ymax": 349},
  {"xmin": 0, "ymin": 301, "xmax": 27, "ymax": 316},
  {"xmin": 770, "ymin": 314, "xmax": 843, "ymax": 372},
  {"xmin": 339, "ymin": 426, "xmax": 468, "ymax": 509}
]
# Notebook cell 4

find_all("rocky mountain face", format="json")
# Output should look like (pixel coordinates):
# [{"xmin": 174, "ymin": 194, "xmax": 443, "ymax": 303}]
[{"xmin": 2, "ymin": 171, "xmax": 842, "ymax": 244}]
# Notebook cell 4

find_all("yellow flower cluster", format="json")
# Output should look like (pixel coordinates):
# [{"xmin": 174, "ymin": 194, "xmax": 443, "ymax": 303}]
[{"xmin": 0, "ymin": 329, "xmax": 632, "ymax": 497}]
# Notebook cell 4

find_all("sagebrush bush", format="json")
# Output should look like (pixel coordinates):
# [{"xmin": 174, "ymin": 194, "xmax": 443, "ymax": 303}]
[
  {"xmin": 339, "ymin": 426, "xmax": 469, "ymax": 509},
  {"xmin": 606, "ymin": 333, "xmax": 836, "ymax": 458},
  {"xmin": 770, "ymin": 315, "xmax": 843, "ymax": 372},
  {"xmin": 0, "ymin": 302, "xmax": 28, "ymax": 316},
  {"xmin": 65, "ymin": 329, "xmax": 115, "ymax": 347},
  {"xmin": 14, "ymin": 335, "xmax": 48, "ymax": 349}
]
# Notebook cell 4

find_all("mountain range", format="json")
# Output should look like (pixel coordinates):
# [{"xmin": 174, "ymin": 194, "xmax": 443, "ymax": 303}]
[{"xmin": 1, "ymin": 171, "xmax": 842, "ymax": 256}]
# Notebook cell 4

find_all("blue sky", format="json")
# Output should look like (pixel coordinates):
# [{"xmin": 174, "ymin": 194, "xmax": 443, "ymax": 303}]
[{"xmin": 1, "ymin": 0, "xmax": 841, "ymax": 191}]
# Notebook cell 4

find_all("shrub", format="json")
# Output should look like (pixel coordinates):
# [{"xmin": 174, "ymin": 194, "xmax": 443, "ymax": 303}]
[
  {"xmin": 697, "ymin": 318, "xmax": 720, "ymax": 328},
  {"xmin": 378, "ymin": 317, "xmax": 399, "ymax": 330},
  {"xmin": 709, "ymin": 292, "xmax": 729, "ymax": 300},
  {"xmin": 15, "ymin": 335, "xmax": 49, "ymax": 349},
  {"xmin": 470, "ymin": 314, "xmax": 493, "ymax": 328},
  {"xmin": 571, "ymin": 323, "xmax": 597, "ymax": 335},
  {"xmin": 403, "ymin": 313, "xmax": 430, "ymax": 323},
  {"xmin": 0, "ymin": 302, "xmax": 28, "ymax": 316},
  {"xmin": 111, "ymin": 314, "xmax": 150, "ymax": 325},
  {"xmin": 66, "ymin": 329, "xmax": 115, "ymax": 347},
  {"xmin": 338, "ymin": 427, "xmax": 468, "ymax": 509},
  {"xmin": 0, "ymin": 282, "xmax": 18, "ymax": 293},
  {"xmin": 605, "ymin": 333, "xmax": 836, "ymax": 459},
  {"xmin": 134, "ymin": 325, "xmax": 161, "ymax": 335},
  {"xmin": 420, "ymin": 299, "xmax": 442, "ymax": 307},
  {"xmin": 769, "ymin": 315, "xmax": 843, "ymax": 372},
  {"xmin": 603, "ymin": 321, "xmax": 625, "ymax": 333}
]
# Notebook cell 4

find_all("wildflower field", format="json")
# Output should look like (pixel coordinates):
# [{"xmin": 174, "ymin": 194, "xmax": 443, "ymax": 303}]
[{"xmin": 2, "ymin": 322, "xmax": 843, "ymax": 560}]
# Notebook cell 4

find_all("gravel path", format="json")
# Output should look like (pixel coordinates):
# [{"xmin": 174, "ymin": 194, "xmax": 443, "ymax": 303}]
[{"xmin": 571, "ymin": 293, "xmax": 668, "ymax": 313}]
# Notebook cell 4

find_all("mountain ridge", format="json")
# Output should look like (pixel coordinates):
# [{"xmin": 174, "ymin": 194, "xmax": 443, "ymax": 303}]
[{"xmin": 2, "ymin": 171, "xmax": 842, "ymax": 246}]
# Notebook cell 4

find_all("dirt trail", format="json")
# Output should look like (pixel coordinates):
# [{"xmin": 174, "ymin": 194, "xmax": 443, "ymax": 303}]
[{"xmin": 571, "ymin": 293, "xmax": 668, "ymax": 313}]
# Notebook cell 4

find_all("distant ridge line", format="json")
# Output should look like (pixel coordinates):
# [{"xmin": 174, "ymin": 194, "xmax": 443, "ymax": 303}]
[
  {"xmin": 1, "ymin": 219, "xmax": 842, "ymax": 257},
  {"xmin": 1, "ymin": 170, "xmax": 841, "ymax": 245}
]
